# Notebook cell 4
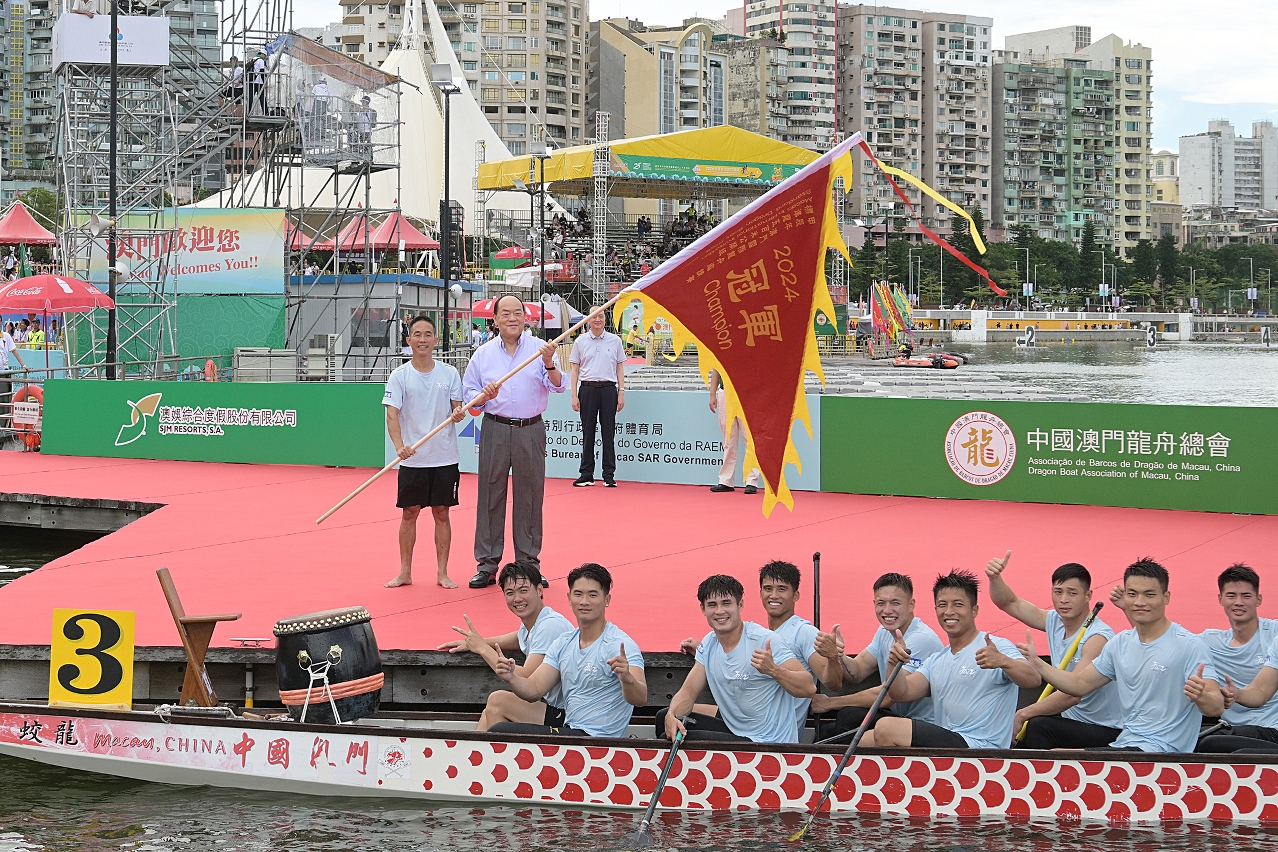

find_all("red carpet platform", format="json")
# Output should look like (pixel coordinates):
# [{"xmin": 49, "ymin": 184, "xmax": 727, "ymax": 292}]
[{"xmin": 1, "ymin": 453, "xmax": 1273, "ymax": 652}]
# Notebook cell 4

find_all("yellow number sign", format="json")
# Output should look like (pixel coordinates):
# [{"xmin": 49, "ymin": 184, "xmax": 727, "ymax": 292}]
[{"xmin": 49, "ymin": 609, "xmax": 135, "ymax": 710}]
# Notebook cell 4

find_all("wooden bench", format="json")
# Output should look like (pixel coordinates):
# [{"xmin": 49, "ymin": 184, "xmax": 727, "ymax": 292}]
[{"xmin": 157, "ymin": 567, "xmax": 242, "ymax": 707}]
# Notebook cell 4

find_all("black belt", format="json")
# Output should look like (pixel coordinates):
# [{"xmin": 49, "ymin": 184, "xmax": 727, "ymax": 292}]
[
  {"xmin": 484, "ymin": 413, "xmax": 543, "ymax": 427},
  {"xmin": 580, "ymin": 380, "xmax": 616, "ymax": 387}
]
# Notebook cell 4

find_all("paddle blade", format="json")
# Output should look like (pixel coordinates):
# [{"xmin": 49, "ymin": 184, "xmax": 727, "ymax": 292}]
[
  {"xmin": 787, "ymin": 821, "xmax": 812, "ymax": 843},
  {"xmin": 616, "ymin": 827, "xmax": 656, "ymax": 849}
]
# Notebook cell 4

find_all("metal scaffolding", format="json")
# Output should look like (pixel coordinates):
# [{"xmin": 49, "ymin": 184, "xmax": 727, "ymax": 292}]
[{"xmin": 591, "ymin": 111, "xmax": 609, "ymax": 305}]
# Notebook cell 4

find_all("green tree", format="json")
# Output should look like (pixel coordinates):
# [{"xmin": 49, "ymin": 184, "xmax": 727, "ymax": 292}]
[
  {"xmin": 1155, "ymin": 233, "xmax": 1180, "ymax": 300},
  {"xmin": 1078, "ymin": 221, "xmax": 1100, "ymax": 294},
  {"xmin": 1128, "ymin": 239, "xmax": 1158, "ymax": 304},
  {"xmin": 15, "ymin": 187, "xmax": 57, "ymax": 263}
]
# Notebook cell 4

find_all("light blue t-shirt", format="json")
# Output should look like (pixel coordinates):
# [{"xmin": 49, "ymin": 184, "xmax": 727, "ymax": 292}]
[
  {"xmin": 517, "ymin": 606, "xmax": 574, "ymax": 711},
  {"xmin": 771, "ymin": 615, "xmax": 818, "ymax": 736},
  {"xmin": 695, "ymin": 621, "xmax": 799, "ymax": 743},
  {"xmin": 543, "ymin": 622, "xmax": 644, "ymax": 737},
  {"xmin": 1093, "ymin": 623, "xmax": 1217, "ymax": 753},
  {"xmin": 1045, "ymin": 609, "xmax": 1124, "ymax": 729},
  {"xmin": 1202, "ymin": 617, "xmax": 1278, "ymax": 728},
  {"xmin": 917, "ymin": 632, "xmax": 1026, "ymax": 750},
  {"xmin": 866, "ymin": 617, "xmax": 944, "ymax": 723},
  {"xmin": 382, "ymin": 360, "xmax": 463, "ymax": 468}
]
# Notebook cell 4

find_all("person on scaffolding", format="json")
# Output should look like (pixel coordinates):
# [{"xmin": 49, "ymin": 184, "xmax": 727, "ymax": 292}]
[{"xmin": 351, "ymin": 95, "xmax": 376, "ymax": 154}]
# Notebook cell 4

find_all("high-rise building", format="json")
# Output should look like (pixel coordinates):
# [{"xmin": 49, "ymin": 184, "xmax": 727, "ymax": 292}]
[
  {"xmin": 992, "ymin": 56, "xmax": 1116, "ymax": 245},
  {"xmin": 738, "ymin": 0, "xmax": 836, "ymax": 152},
  {"xmin": 835, "ymin": 6, "xmax": 993, "ymax": 228},
  {"xmin": 2, "ymin": 0, "xmax": 57, "ymax": 198},
  {"xmin": 1151, "ymin": 149, "xmax": 1178, "ymax": 204},
  {"xmin": 1180, "ymin": 120, "xmax": 1278, "ymax": 210},
  {"xmin": 328, "ymin": 2, "xmax": 406, "ymax": 67},
  {"xmin": 1004, "ymin": 26, "xmax": 1153, "ymax": 253},
  {"xmin": 719, "ymin": 34, "xmax": 788, "ymax": 141},
  {"xmin": 587, "ymin": 18, "xmax": 726, "ymax": 142}
]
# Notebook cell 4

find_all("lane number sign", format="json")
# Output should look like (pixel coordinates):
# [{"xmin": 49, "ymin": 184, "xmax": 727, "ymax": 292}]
[{"xmin": 49, "ymin": 609, "xmax": 136, "ymax": 710}]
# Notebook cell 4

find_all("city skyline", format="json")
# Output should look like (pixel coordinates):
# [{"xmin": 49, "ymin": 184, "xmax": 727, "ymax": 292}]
[{"xmin": 291, "ymin": 0, "xmax": 1277, "ymax": 152}]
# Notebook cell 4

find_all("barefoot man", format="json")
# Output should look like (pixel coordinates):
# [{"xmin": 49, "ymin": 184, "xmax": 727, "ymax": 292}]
[{"xmin": 383, "ymin": 314, "xmax": 466, "ymax": 588}]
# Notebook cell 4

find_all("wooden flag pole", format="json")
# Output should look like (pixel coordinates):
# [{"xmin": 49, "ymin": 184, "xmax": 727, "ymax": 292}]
[{"xmin": 316, "ymin": 292, "xmax": 629, "ymax": 525}]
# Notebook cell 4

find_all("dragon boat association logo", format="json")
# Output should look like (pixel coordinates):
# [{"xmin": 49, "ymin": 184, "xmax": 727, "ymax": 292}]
[{"xmin": 944, "ymin": 411, "xmax": 1016, "ymax": 486}]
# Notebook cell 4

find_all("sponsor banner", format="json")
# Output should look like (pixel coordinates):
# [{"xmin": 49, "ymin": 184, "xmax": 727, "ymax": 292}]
[
  {"xmin": 42, "ymin": 379, "xmax": 384, "ymax": 468},
  {"xmin": 52, "ymin": 14, "xmax": 171, "ymax": 69},
  {"xmin": 821, "ymin": 397, "xmax": 1278, "ymax": 515},
  {"xmin": 615, "ymin": 155, "xmax": 801, "ymax": 185},
  {"xmin": 446, "ymin": 390, "xmax": 822, "ymax": 491},
  {"xmin": 87, "ymin": 208, "xmax": 286, "ymax": 295}
]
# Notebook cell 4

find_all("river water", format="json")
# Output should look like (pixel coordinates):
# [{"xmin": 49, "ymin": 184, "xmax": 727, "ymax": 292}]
[
  {"xmin": 3, "ymin": 341, "xmax": 1278, "ymax": 848},
  {"xmin": 961, "ymin": 342, "xmax": 1278, "ymax": 407},
  {"xmin": 4, "ymin": 750, "xmax": 1278, "ymax": 851}
]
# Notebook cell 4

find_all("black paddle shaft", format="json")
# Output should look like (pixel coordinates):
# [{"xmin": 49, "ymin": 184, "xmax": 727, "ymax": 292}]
[{"xmin": 812, "ymin": 552, "xmax": 821, "ymax": 630}]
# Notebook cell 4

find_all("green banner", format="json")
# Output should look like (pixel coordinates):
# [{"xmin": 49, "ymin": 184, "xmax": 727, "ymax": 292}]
[
  {"xmin": 615, "ymin": 154, "xmax": 802, "ymax": 185},
  {"xmin": 821, "ymin": 397, "xmax": 1278, "ymax": 515},
  {"xmin": 42, "ymin": 379, "xmax": 385, "ymax": 467}
]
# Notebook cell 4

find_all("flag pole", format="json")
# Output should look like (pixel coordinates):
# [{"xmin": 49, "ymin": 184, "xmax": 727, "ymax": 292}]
[{"xmin": 316, "ymin": 291, "xmax": 630, "ymax": 524}]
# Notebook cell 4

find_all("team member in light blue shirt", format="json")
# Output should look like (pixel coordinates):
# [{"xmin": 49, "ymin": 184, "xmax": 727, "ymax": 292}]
[
  {"xmin": 383, "ymin": 314, "xmax": 466, "ymax": 589},
  {"xmin": 441, "ymin": 561, "xmax": 574, "ymax": 731},
  {"xmin": 1019, "ymin": 558, "xmax": 1223, "ymax": 754},
  {"xmin": 1188, "ymin": 564, "xmax": 1278, "ymax": 753},
  {"xmin": 871, "ymin": 570, "xmax": 1041, "ymax": 750},
  {"xmin": 488, "ymin": 563, "xmax": 646, "ymax": 738},
  {"xmin": 986, "ymin": 552, "xmax": 1124, "ymax": 749},
  {"xmin": 661, "ymin": 574, "xmax": 816, "ymax": 743},
  {"xmin": 813, "ymin": 572, "xmax": 944, "ymax": 736}
]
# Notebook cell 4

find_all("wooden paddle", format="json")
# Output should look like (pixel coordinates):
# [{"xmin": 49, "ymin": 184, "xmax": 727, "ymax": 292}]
[
  {"xmin": 316, "ymin": 292, "xmax": 626, "ymax": 524},
  {"xmin": 1013, "ymin": 601, "xmax": 1104, "ymax": 745},
  {"xmin": 788, "ymin": 650, "xmax": 909, "ymax": 843},
  {"xmin": 617, "ymin": 717, "xmax": 689, "ymax": 849}
]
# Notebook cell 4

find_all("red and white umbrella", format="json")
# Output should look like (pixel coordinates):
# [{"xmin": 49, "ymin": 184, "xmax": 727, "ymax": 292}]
[
  {"xmin": 470, "ymin": 298, "xmax": 543, "ymax": 322},
  {"xmin": 0, "ymin": 274, "xmax": 115, "ymax": 313}
]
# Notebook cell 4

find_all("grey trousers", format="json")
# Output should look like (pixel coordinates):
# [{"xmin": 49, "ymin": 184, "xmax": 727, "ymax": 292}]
[{"xmin": 474, "ymin": 416, "xmax": 547, "ymax": 572}]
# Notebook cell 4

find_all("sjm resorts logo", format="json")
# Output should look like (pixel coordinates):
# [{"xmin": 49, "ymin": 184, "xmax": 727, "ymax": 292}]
[
  {"xmin": 115, "ymin": 392, "xmax": 163, "ymax": 446},
  {"xmin": 944, "ymin": 411, "xmax": 1016, "ymax": 486}
]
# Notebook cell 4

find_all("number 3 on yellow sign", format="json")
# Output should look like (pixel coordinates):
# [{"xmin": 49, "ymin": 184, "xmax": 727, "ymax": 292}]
[{"xmin": 49, "ymin": 609, "xmax": 136, "ymax": 710}]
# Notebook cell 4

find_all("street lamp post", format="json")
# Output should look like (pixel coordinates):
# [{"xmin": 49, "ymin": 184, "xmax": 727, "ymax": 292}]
[
  {"xmin": 879, "ymin": 205, "xmax": 892, "ymax": 282},
  {"xmin": 1262, "ymin": 269, "xmax": 1273, "ymax": 314},
  {"xmin": 106, "ymin": 0, "xmax": 119, "ymax": 378},
  {"xmin": 1244, "ymin": 257, "xmax": 1256, "ymax": 313},
  {"xmin": 531, "ymin": 139, "xmax": 552, "ymax": 338},
  {"xmin": 1092, "ymin": 250, "xmax": 1106, "ymax": 312},
  {"xmin": 430, "ymin": 63, "xmax": 460, "ymax": 354}
]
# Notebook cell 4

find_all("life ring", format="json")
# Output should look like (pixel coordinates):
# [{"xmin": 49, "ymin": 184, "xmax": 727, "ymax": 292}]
[{"xmin": 12, "ymin": 383, "xmax": 42, "ymax": 451}]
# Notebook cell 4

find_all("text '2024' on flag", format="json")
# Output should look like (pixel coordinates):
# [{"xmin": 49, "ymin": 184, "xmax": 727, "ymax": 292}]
[{"xmin": 615, "ymin": 134, "xmax": 863, "ymax": 516}]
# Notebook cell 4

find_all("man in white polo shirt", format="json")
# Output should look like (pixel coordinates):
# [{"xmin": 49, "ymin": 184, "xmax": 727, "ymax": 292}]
[
  {"xmin": 383, "ymin": 315, "xmax": 466, "ymax": 589},
  {"xmin": 569, "ymin": 309, "xmax": 626, "ymax": 487}
]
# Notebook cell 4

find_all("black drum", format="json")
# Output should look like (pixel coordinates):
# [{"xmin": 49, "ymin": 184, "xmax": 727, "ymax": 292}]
[{"xmin": 273, "ymin": 606, "xmax": 383, "ymax": 725}]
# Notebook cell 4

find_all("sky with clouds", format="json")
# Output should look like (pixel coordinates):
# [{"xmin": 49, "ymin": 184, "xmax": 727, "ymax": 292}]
[{"xmin": 293, "ymin": 0, "xmax": 1277, "ymax": 151}]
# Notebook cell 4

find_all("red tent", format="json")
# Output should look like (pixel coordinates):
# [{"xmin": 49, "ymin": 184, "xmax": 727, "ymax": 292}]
[
  {"xmin": 369, "ymin": 212, "xmax": 439, "ymax": 251},
  {"xmin": 494, "ymin": 246, "xmax": 531, "ymax": 259},
  {"xmin": 0, "ymin": 202, "xmax": 56, "ymax": 246}
]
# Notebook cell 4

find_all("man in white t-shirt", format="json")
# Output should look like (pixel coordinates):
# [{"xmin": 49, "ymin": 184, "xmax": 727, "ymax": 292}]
[
  {"xmin": 0, "ymin": 324, "xmax": 16, "ymax": 371},
  {"xmin": 383, "ymin": 314, "xmax": 465, "ymax": 589}
]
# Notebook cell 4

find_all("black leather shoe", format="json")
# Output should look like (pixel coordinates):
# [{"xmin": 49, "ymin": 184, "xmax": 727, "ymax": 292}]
[
  {"xmin": 710, "ymin": 484, "xmax": 734, "ymax": 492},
  {"xmin": 743, "ymin": 485, "xmax": 759, "ymax": 495},
  {"xmin": 468, "ymin": 567, "xmax": 497, "ymax": 589}
]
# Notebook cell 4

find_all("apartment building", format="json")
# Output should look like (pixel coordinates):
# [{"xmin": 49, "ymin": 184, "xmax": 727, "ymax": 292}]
[
  {"xmin": 1004, "ymin": 26, "xmax": 1153, "ymax": 254},
  {"xmin": 992, "ymin": 57, "xmax": 1116, "ymax": 246},
  {"xmin": 328, "ymin": 1, "xmax": 405, "ymax": 67},
  {"xmin": 719, "ymin": 34, "xmax": 788, "ymax": 141},
  {"xmin": 1151, "ymin": 149, "xmax": 1178, "ymax": 203},
  {"xmin": 734, "ymin": 0, "xmax": 836, "ymax": 152},
  {"xmin": 1180, "ymin": 120, "xmax": 1278, "ymax": 210},
  {"xmin": 587, "ymin": 17, "xmax": 725, "ymax": 142},
  {"xmin": 1, "ymin": 0, "xmax": 56, "ymax": 198},
  {"xmin": 834, "ymin": 7, "xmax": 992, "ymax": 227}
]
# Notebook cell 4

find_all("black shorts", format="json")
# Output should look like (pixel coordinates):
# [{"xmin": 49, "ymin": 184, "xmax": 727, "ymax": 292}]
[
  {"xmin": 396, "ymin": 464, "xmax": 460, "ymax": 508},
  {"xmin": 910, "ymin": 719, "xmax": 969, "ymax": 749},
  {"xmin": 543, "ymin": 704, "xmax": 566, "ymax": 728}
]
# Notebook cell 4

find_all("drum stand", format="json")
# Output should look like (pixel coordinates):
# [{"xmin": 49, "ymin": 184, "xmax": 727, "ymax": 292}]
[{"xmin": 297, "ymin": 649, "xmax": 346, "ymax": 724}]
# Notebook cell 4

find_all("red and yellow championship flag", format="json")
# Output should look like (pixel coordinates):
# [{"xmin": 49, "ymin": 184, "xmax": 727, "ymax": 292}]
[{"xmin": 615, "ymin": 134, "xmax": 862, "ymax": 516}]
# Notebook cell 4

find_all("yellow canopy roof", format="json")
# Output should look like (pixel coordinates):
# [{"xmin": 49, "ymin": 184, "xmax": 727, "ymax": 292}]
[{"xmin": 477, "ymin": 125, "xmax": 819, "ymax": 199}]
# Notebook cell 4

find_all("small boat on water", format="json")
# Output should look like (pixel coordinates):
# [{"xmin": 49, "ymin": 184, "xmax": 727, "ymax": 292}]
[
  {"xmin": 893, "ymin": 354, "xmax": 961, "ymax": 369},
  {"xmin": 3, "ymin": 701, "xmax": 1276, "ymax": 825}
]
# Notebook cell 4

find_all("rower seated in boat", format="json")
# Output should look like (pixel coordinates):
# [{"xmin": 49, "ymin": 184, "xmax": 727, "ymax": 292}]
[
  {"xmin": 442, "ymin": 561, "xmax": 573, "ymax": 731},
  {"xmin": 483, "ymin": 563, "xmax": 647, "ymax": 738},
  {"xmin": 867, "ymin": 570, "xmax": 1041, "ymax": 749},
  {"xmin": 814, "ymin": 572, "xmax": 944, "ymax": 737},
  {"xmin": 1016, "ymin": 559, "xmax": 1224, "ymax": 753},
  {"xmin": 659, "ymin": 574, "xmax": 816, "ymax": 743},
  {"xmin": 1198, "ymin": 563, "xmax": 1278, "ymax": 754},
  {"xmin": 986, "ymin": 554, "xmax": 1124, "ymax": 749}
]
